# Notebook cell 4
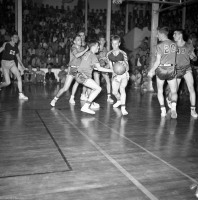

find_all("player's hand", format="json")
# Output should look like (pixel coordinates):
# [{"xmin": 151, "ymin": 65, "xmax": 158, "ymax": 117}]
[
  {"xmin": 190, "ymin": 53, "xmax": 197, "ymax": 60},
  {"xmin": 2, "ymin": 42, "xmax": 6, "ymax": 49},
  {"xmin": 148, "ymin": 70, "xmax": 155, "ymax": 78},
  {"xmin": 85, "ymin": 46, "xmax": 89, "ymax": 51}
]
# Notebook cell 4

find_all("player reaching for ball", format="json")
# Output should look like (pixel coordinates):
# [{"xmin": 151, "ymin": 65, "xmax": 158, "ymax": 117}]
[{"xmin": 107, "ymin": 35, "xmax": 129, "ymax": 115}]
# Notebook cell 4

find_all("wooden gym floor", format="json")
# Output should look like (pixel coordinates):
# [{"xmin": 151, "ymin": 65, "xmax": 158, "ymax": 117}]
[{"xmin": 0, "ymin": 83, "xmax": 198, "ymax": 200}]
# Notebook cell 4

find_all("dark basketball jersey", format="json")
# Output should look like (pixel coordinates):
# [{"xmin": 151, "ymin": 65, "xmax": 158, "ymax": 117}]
[
  {"xmin": 107, "ymin": 50, "xmax": 128, "ymax": 64},
  {"xmin": 2, "ymin": 43, "xmax": 19, "ymax": 61},
  {"xmin": 156, "ymin": 39, "xmax": 177, "ymax": 65}
]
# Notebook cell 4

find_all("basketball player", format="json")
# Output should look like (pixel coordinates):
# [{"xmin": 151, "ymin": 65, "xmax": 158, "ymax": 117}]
[
  {"xmin": 0, "ymin": 31, "xmax": 28, "ymax": 100},
  {"xmin": 77, "ymin": 30, "xmax": 89, "ymax": 101},
  {"xmin": 50, "ymin": 35, "xmax": 88, "ymax": 107},
  {"xmin": 167, "ymin": 29, "xmax": 198, "ymax": 118},
  {"xmin": 148, "ymin": 27, "xmax": 178, "ymax": 118},
  {"xmin": 75, "ymin": 40, "xmax": 113, "ymax": 114},
  {"xmin": 93, "ymin": 35, "xmax": 114, "ymax": 103},
  {"xmin": 107, "ymin": 35, "xmax": 129, "ymax": 115}
]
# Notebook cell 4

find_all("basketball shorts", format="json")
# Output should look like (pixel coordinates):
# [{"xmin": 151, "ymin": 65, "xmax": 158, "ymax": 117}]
[
  {"xmin": 113, "ymin": 71, "xmax": 129, "ymax": 83},
  {"xmin": 99, "ymin": 59, "xmax": 110, "ymax": 69},
  {"xmin": 68, "ymin": 66, "xmax": 78, "ymax": 77},
  {"xmin": 176, "ymin": 64, "xmax": 192, "ymax": 79},
  {"xmin": 75, "ymin": 72, "xmax": 89, "ymax": 84},
  {"xmin": 155, "ymin": 64, "xmax": 176, "ymax": 81}
]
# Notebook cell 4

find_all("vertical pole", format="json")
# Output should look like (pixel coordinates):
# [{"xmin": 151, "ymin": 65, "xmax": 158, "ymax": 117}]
[
  {"xmin": 148, "ymin": 3, "xmax": 159, "ymax": 91},
  {"xmin": 15, "ymin": 0, "xmax": 18, "ymax": 31},
  {"xmin": 125, "ymin": 0, "xmax": 129, "ymax": 34},
  {"xmin": 106, "ymin": 0, "xmax": 111, "ymax": 51},
  {"xmin": 182, "ymin": 6, "xmax": 186, "ymax": 30},
  {"xmin": 85, "ymin": 0, "xmax": 88, "ymax": 36},
  {"xmin": 15, "ymin": 0, "xmax": 23, "ymax": 58}
]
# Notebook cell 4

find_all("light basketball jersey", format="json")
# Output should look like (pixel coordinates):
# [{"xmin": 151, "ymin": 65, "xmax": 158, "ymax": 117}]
[
  {"xmin": 176, "ymin": 42, "xmax": 194, "ymax": 66},
  {"xmin": 156, "ymin": 39, "xmax": 177, "ymax": 65}
]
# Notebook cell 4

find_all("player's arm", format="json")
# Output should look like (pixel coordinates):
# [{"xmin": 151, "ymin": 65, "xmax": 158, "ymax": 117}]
[
  {"xmin": 73, "ymin": 46, "xmax": 89, "ymax": 58},
  {"xmin": 16, "ymin": 53, "xmax": 26, "ymax": 70},
  {"xmin": 123, "ymin": 51, "xmax": 129, "ymax": 71},
  {"xmin": 0, "ymin": 42, "xmax": 6, "ymax": 53},
  {"xmin": 148, "ymin": 53, "xmax": 161, "ymax": 78},
  {"xmin": 95, "ymin": 62, "xmax": 113, "ymax": 73},
  {"xmin": 106, "ymin": 51, "xmax": 114, "ymax": 70},
  {"xmin": 189, "ymin": 51, "xmax": 197, "ymax": 61}
]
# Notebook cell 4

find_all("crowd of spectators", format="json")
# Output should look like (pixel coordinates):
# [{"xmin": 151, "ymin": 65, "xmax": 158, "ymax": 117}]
[{"xmin": 0, "ymin": 0, "xmax": 198, "ymax": 92}]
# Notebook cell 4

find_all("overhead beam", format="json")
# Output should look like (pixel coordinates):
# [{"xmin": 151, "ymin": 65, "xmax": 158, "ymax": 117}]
[
  {"xmin": 127, "ymin": 0, "xmax": 181, "ymax": 5},
  {"xmin": 158, "ymin": 3, "xmax": 182, "ymax": 12}
]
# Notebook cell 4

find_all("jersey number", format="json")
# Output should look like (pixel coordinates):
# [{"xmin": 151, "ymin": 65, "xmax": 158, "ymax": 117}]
[
  {"xmin": 10, "ymin": 50, "xmax": 16, "ymax": 55},
  {"xmin": 164, "ymin": 44, "xmax": 176, "ymax": 54}
]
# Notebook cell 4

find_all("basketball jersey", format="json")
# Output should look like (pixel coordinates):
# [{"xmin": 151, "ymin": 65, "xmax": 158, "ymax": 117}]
[
  {"xmin": 156, "ymin": 39, "xmax": 177, "ymax": 65},
  {"xmin": 176, "ymin": 42, "xmax": 194, "ymax": 66},
  {"xmin": 2, "ymin": 43, "xmax": 19, "ymax": 61},
  {"xmin": 107, "ymin": 50, "xmax": 129, "ymax": 71},
  {"xmin": 98, "ymin": 47, "xmax": 108, "ymax": 60},
  {"xmin": 69, "ymin": 45, "xmax": 85, "ymax": 66},
  {"xmin": 78, "ymin": 51, "xmax": 99, "ymax": 78},
  {"xmin": 107, "ymin": 50, "xmax": 128, "ymax": 64}
]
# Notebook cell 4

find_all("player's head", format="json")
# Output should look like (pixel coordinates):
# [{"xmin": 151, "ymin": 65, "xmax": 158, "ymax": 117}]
[
  {"xmin": 111, "ymin": 35, "xmax": 121, "ymax": 50},
  {"xmin": 157, "ymin": 27, "xmax": 169, "ymax": 41},
  {"xmin": 10, "ymin": 31, "xmax": 19, "ymax": 44},
  {"xmin": 173, "ymin": 29, "xmax": 185, "ymax": 42},
  {"xmin": 73, "ymin": 34, "xmax": 82, "ymax": 46},
  {"xmin": 98, "ymin": 34, "xmax": 106, "ymax": 46},
  {"xmin": 89, "ymin": 40, "xmax": 99, "ymax": 53},
  {"xmin": 78, "ymin": 30, "xmax": 85, "ymax": 41},
  {"xmin": 189, "ymin": 32, "xmax": 198, "ymax": 46}
]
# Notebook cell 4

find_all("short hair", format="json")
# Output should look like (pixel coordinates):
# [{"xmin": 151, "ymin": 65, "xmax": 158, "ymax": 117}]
[
  {"xmin": 98, "ymin": 34, "xmax": 105, "ymax": 40},
  {"xmin": 88, "ymin": 40, "xmax": 99, "ymax": 48},
  {"xmin": 157, "ymin": 27, "xmax": 169, "ymax": 36},
  {"xmin": 174, "ymin": 29, "xmax": 188, "ymax": 41},
  {"xmin": 73, "ymin": 34, "xmax": 81, "ymax": 41},
  {"xmin": 111, "ymin": 35, "xmax": 121, "ymax": 43},
  {"xmin": 10, "ymin": 31, "xmax": 18, "ymax": 37},
  {"xmin": 78, "ymin": 30, "xmax": 85, "ymax": 35},
  {"xmin": 174, "ymin": 29, "xmax": 185, "ymax": 36}
]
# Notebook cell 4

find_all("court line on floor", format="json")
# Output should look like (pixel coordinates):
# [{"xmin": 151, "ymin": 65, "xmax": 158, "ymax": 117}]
[
  {"xmin": 36, "ymin": 110, "xmax": 72, "ymax": 171},
  {"xmin": 58, "ymin": 110, "xmax": 159, "ymax": 200},
  {"xmin": 0, "ymin": 170, "xmax": 70, "ymax": 179},
  {"xmin": 96, "ymin": 118, "xmax": 198, "ymax": 184}
]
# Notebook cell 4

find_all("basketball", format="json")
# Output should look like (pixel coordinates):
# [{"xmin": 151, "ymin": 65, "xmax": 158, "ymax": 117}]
[{"xmin": 113, "ymin": 61, "xmax": 126, "ymax": 75}]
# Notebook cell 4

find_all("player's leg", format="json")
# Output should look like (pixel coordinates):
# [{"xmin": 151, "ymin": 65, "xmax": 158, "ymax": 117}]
[
  {"xmin": 112, "ymin": 78, "xmax": 121, "ymax": 108},
  {"xmin": 102, "ymin": 73, "xmax": 113, "ymax": 103},
  {"xmin": 0, "ymin": 62, "xmax": 11, "ymax": 89},
  {"xmin": 80, "ymin": 86, "xmax": 88, "ymax": 101},
  {"xmin": 156, "ymin": 76, "xmax": 166, "ymax": 117},
  {"xmin": 119, "ymin": 78, "xmax": 129, "ymax": 115},
  {"xmin": 81, "ymin": 78, "xmax": 102, "ymax": 114},
  {"xmin": 184, "ymin": 72, "xmax": 198, "ymax": 118},
  {"xmin": 69, "ymin": 81, "xmax": 79, "ymax": 104},
  {"xmin": 167, "ymin": 78, "xmax": 178, "ymax": 118},
  {"xmin": 10, "ymin": 64, "xmax": 28, "ymax": 100},
  {"xmin": 50, "ymin": 74, "xmax": 74, "ymax": 106}
]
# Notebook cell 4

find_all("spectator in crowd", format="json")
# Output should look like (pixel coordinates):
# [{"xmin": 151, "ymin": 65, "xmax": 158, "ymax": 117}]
[
  {"xmin": 130, "ymin": 68, "xmax": 142, "ymax": 88},
  {"xmin": 24, "ymin": 63, "xmax": 36, "ymax": 83},
  {"xmin": 58, "ymin": 65, "xmax": 67, "ymax": 84},
  {"xmin": 35, "ymin": 66, "xmax": 45, "ymax": 83},
  {"xmin": 31, "ymin": 55, "xmax": 41, "ymax": 68},
  {"xmin": 45, "ymin": 64, "xmax": 56, "ymax": 84}
]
